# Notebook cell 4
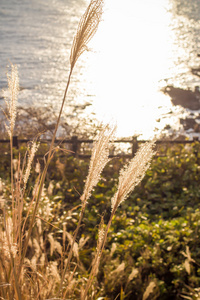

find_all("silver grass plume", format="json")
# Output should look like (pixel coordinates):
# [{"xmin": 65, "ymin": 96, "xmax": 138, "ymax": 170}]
[
  {"xmin": 4, "ymin": 64, "xmax": 19, "ymax": 137},
  {"xmin": 111, "ymin": 141, "xmax": 155, "ymax": 212},
  {"xmin": 81, "ymin": 125, "xmax": 115, "ymax": 202},
  {"xmin": 70, "ymin": 0, "xmax": 104, "ymax": 71},
  {"xmin": 23, "ymin": 142, "xmax": 39, "ymax": 190}
]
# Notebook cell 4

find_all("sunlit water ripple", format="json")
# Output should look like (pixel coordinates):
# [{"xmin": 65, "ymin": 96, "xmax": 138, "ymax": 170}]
[{"xmin": 1, "ymin": 0, "xmax": 200, "ymax": 139}]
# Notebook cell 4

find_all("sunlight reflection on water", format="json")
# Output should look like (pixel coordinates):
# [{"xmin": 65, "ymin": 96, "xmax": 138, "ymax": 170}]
[
  {"xmin": 74, "ymin": 0, "xmax": 200, "ymax": 138},
  {"xmin": 74, "ymin": 0, "xmax": 183, "ymax": 138},
  {"xmin": 1, "ymin": 0, "xmax": 200, "ymax": 138}
]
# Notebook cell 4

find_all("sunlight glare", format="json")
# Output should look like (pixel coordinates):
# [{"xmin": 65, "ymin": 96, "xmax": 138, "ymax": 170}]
[{"xmin": 85, "ymin": 0, "xmax": 176, "ymax": 138}]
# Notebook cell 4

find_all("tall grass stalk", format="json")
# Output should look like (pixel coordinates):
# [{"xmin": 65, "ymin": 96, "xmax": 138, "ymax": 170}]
[
  {"xmin": 4, "ymin": 64, "xmax": 19, "ymax": 234},
  {"xmin": 57, "ymin": 125, "xmax": 115, "ymax": 296},
  {"xmin": 83, "ymin": 141, "xmax": 155, "ymax": 298},
  {"xmin": 18, "ymin": 0, "xmax": 104, "ymax": 280},
  {"xmin": 1, "ymin": 0, "xmax": 104, "ymax": 297},
  {"xmin": 2, "ymin": 64, "xmax": 22, "ymax": 299}
]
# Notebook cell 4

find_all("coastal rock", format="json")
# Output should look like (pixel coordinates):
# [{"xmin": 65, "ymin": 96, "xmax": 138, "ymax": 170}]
[
  {"xmin": 180, "ymin": 118, "xmax": 196, "ymax": 130},
  {"xmin": 179, "ymin": 117, "xmax": 200, "ymax": 133},
  {"xmin": 162, "ymin": 85, "xmax": 200, "ymax": 110}
]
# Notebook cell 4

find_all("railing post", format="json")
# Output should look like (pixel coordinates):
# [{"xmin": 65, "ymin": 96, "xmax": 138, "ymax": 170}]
[
  {"xmin": 132, "ymin": 136, "xmax": 138, "ymax": 157},
  {"xmin": 13, "ymin": 136, "xmax": 19, "ymax": 149},
  {"xmin": 71, "ymin": 136, "xmax": 78, "ymax": 156}
]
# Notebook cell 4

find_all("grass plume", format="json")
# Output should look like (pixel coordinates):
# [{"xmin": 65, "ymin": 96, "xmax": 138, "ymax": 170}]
[
  {"xmin": 70, "ymin": 0, "xmax": 104, "ymax": 71},
  {"xmin": 83, "ymin": 140, "xmax": 155, "ymax": 297},
  {"xmin": 111, "ymin": 140, "xmax": 155, "ymax": 212},
  {"xmin": 81, "ymin": 124, "xmax": 115, "ymax": 202},
  {"xmin": 23, "ymin": 141, "xmax": 39, "ymax": 190},
  {"xmin": 4, "ymin": 64, "xmax": 19, "ymax": 138}
]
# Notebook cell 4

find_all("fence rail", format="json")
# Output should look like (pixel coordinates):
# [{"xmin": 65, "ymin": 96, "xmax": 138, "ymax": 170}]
[{"xmin": 0, "ymin": 135, "xmax": 199, "ymax": 158}]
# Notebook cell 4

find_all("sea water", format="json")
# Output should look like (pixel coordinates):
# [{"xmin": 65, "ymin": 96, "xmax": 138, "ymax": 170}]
[{"xmin": 1, "ymin": 0, "xmax": 200, "ymax": 138}]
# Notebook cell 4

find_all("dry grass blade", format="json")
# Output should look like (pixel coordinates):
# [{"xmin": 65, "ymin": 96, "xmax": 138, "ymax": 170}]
[
  {"xmin": 70, "ymin": 0, "xmax": 104, "ymax": 70},
  {"xmin": 82, "ymin": 217, "xmax": 105, "ymax": 299},
  {"xmin": 93, "ymin": 216, "xmax": 105, "ymax": 275}
]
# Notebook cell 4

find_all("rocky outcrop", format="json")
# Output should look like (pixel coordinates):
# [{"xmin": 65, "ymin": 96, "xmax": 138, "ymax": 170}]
[
  {"xmin": 162, "ymin": 85, "xmax": 200, "ymax": 110},
  {"xmin": 180, "ymin": 118, "xmax": 200, "ymax": 132}
]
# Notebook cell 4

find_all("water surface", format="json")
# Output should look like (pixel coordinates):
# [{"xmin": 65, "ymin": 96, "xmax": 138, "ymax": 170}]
[{"xmin": 1, "ymin": 0, "xmax": 200, "ymax": 138}]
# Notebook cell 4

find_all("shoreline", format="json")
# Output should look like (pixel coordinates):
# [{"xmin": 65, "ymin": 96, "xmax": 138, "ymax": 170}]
[{"xmin": 162, "ymin": 84, "xmax": 200, "ymax": 139}]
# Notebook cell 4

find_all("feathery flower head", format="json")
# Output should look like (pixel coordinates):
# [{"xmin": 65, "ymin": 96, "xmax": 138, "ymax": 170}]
[
  {"xmin": 4, "ymin": 64, "xmax": 19, "ymax": 137},
  {"xmin": 23, "ymin": 141, "xmax": 40, "ymax": 189},
  {"xmin": 70, "ymin": 0, "xmax": 104, "ymax": 70},
  {"xmin": 81, "ymin": 124, "xmax": 115, "ymax": 202},
  {"xmin": 111, "ymin": 140, "xmax": 155, "ymax": 211}
]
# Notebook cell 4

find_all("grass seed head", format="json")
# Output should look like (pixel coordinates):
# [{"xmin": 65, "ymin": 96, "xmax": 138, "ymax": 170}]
[
  {"xmin": 4, "ymin": 64, "xmax": 19, "ymax": 137},
  {"xmin": 81, "ymin": 124, "xmax": 115, "ymax": 202},
  {"xmin": 111, "ymin": 140, "xmax": 155, "ymax": 211},
  {"xmin": 23, "ymin": 142, "xmax": 39, "ymax": 190},
  {"xmin": 70, "ymin": 0, "xmax": 104, "ymax": 70}
]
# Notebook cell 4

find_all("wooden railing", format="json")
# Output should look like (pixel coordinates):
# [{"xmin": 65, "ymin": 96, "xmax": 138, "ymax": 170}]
[{"xmin": 0, "ymin": 135, "xmax": 199, "ymax": 158}]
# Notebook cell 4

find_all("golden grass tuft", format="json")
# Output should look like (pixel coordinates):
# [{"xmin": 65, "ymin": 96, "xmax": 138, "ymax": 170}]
[
  {"xmin": 111, "ymin": 140, "xmax": 155, "ymax": 212},
  {"xmin": 70, "ymin": 0, "xmax": 104, "ymax": 71},
  {"xmin": 81, "ymin": 124, "xmax": 115, "ymax": 203},
  {"xmin": 23, "ymin": 141, "xmax": 39, "ymax": 190},
  {"xmin": 4, "ymin": 64, "xmax": 19, "ymax": 138}
]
